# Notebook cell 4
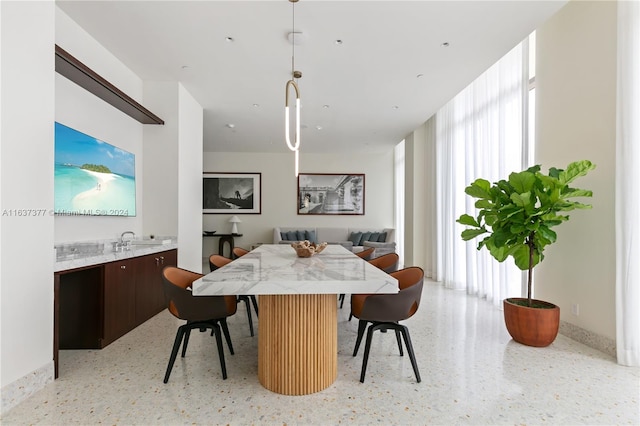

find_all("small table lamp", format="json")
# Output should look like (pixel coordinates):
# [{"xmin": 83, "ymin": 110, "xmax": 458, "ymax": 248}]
[{"xmin": 229, "ymin": 215, "xmax": 242, "ymax": 234}]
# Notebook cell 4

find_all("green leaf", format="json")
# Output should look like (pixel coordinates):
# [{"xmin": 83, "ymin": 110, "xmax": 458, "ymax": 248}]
[
  {"xmin": 457, "ymin": 214, "xmax": 479, "ymax": 227},
  {"xmin": 509, "ymin": 171, "xmax": 536, "ymax": 193},
  {"xmin": 510, "ymin": 192, "xmax": 532, "ymax": 208},
  {"xmin": 475, "ymin": 199, "xmax": 494, "ymax": 209},
  {"xmin": 559, "ymin": 160, "xmax": 596, "ymax": 185},
  {"xmin": 561, "ymin": 189, "xmax": 593, "ymax": 199},
  {"xmin": 461, "ymin": 228, "xmax": 487, "ymax": 241},
  {"xmin": 511, "ymin": 244, "xmax": 539, "ymax": 271},
  {"xmin": 465, "ymin": 179, "xmax": 492, "ymax": 199},
  {"xmin": 537, "ymin": 225, "xmax": 557, "ymax": 244},
  {"xmin": 488, "ymin": 244, "xmax": 510, "ymax": 262}
]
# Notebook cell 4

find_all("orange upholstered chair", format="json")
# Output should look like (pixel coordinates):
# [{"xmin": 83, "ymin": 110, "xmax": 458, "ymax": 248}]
[
  {"xmin": 209, "ymin": 253, "xmax": 258, "ymax": 337},
  {"xmin": 351, "ymin": 266, "xmax": 424, "ymax": 383},
  {"xmin": 161, "ymin": 266, "xmax": 237, "ymax": 383},
  {"xmin": 356, "ymin": 247, "xmax": 375, "ymax": 260}
]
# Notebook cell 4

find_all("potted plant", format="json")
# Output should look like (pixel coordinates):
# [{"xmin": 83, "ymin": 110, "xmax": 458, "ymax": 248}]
[{"xmin": 457, "ymin": 160, "xmax": 596, "ymax": 347}]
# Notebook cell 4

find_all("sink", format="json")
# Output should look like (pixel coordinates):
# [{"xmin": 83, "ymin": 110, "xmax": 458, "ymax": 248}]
[{"xmin": 130, "ymin": 238, "xmax": 172, "ymax": 246}]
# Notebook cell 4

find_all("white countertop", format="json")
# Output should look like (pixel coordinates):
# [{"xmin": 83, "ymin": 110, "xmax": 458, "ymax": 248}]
[
  {"xmin": 192, "ymin": 244, "xmax": 398, "ymax": 296},
  {"xmin": 54, "ymin": 238, "xmax": 178, "ymax": 272}
]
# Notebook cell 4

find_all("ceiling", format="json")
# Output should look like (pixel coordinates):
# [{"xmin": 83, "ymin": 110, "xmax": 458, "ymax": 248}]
[{"xmin": 56, "ymin": 1, "xmax": 566, "ymax": 154}]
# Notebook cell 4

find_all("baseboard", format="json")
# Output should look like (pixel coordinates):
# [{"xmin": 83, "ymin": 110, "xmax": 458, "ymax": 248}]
[
  {"xmin": 559, "ymin": 320, "xmax": 616, "ymax": 359},
  {"xmin": 1, "ymin": 361, "xmax": 54, "ymax": 415}
]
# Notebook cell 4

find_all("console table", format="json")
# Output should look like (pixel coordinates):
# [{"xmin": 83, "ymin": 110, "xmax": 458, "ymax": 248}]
[
  {"xmin": 192, "ymin": 244, "xmax": 398, "ymax": 395},
  {"xmin": 203, "ymin": 233, "xmax": 242, "ymax": 258}
]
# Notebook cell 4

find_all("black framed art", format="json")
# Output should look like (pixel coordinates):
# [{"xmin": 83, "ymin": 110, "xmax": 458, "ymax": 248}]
[{"xmin": 203, "ymin": 172, "xmax": 261, "ymax": 214}]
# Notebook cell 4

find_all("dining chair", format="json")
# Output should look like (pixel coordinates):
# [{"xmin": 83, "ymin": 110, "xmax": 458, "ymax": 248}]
[
  {"xmin": 161, "ymin": 266, "xmax": 237, "ymax": 383},
  {"xmin": 340, "ymin": 252, "xmax": 400, "ymax": 311},
  {"xmin": 209, "ymin": 253, "xmax": 258, "ymax": 337},
  {"xmin": 356, "ymin": 247, "xmax": 375, "ymax": 260},
  {"xmin": 232, "ymin": 246, "xmax": 250, "ymax": 259},
  {"xmin": 350, "ymin": 266, "xmax": 424, "ymax": 383}
]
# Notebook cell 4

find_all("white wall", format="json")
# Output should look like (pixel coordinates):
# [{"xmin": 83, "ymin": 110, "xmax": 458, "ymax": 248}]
[
  {"xmin": 202, "ymin": 151, "xmax": 395, "ymax": 258},
  {"xmin": 403, "ymin": 128, "xmax": 428, "ymax": 269},
  {"xmin": 177, "ymin": 85, "xmax": 203, "ymax": 272},
  {"xmin": 143, "ymin": 82, "xmax": 204, "ymax": 271},
  {"xmin": 55, "ymin": 7, "xmax": 144, "ymax": 242},
  {"xmin": 1, "ymin": 0, "xmax": 55, "ymax": 411},
  {"xmin": 536, "ymin": 0, "xmax": 617, "ymax": 340}
]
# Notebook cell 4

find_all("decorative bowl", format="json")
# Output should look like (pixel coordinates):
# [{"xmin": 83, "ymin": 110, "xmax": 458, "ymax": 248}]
[
  {"xmin": 291, "ymin": 241, "xmax": 328, "ymax": 257},
  {"xmin": 203, "ymin": 231, "xmax": 217, "ymax": 236}
]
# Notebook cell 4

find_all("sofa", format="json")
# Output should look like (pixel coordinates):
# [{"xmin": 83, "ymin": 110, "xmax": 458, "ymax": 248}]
[{"xmin": 273, "ymin": 227, "xmax": 396, "ymax": 257}]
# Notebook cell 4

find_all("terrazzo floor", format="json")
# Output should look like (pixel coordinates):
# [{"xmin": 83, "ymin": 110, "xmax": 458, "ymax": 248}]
[{"xmin": 2, "ymin": 279, "xmax": 638, "ymax": 425}]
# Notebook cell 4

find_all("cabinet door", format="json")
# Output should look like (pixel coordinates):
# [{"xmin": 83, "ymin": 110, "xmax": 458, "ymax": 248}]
[
  {"xmin": 103, "ymin": 259, "xmax": 137, "ymax": 346},
  {"xmin": 135, "ymin": 249, "xmax": 178, "ymax": 325}
]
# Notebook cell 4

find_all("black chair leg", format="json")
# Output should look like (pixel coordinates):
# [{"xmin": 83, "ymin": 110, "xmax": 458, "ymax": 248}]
[
  {"xmin": 353, "ymin": 319, "xmax": 368, "ymax": 356},
  {"xmin": 395, "ymin": 329, "xmax": 404, "ymax": 356},
  {"xmin": 164, "ymin": 327, "xmax": 185, "ymax": 383},
  {"xmin": 181, "ymin": 328, "xmax": 192, "ymax": 357},
  {"xmin": 211, "ymin": 323, "xmax": 228, "ymax": 380},
  {"xmin": 338, "ymin": 294, "xmax": 345, "ymax": 308},
  {"xmin": 400, "ymin": 325, "xmax": 421, "ymax": 383},
  {"xmin": 238, "ymin": 296, "xmax": 255, "ymax": 337},
  {"xmin": 250, "ymin": 295, "xmax": 259, "ymax": 316},
  {"xmin": 220, "ymin": 318, "xmax": 234, "ymax": 354},
  {"xmin": 359, "ymin": 324, "xmax": 377, "ymax": 383}
]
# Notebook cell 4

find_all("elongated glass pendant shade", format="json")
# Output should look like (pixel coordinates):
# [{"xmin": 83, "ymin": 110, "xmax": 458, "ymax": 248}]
[{"xmin": 285, "ymin": 79, "xmax": 301, "ymax": 176}]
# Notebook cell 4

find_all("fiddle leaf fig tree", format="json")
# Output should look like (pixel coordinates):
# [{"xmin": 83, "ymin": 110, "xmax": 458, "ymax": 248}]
[{"xmin": 457, "ymin": 160, "xmax": 596, "ymax": 307}]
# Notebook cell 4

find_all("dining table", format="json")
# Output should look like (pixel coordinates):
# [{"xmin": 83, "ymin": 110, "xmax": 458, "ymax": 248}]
[{"xmin": 192, "ymin": 243, "xmax": 398, "ymax": 395}]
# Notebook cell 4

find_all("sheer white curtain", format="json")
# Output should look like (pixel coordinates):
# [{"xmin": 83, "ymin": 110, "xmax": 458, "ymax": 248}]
[
  {"xmin": 615, "ymin": 0, "xmax": 640, "ymax": 367},
  {"xmin": 433, "ymin": 42, "xmax": 527, "ymax": 306}
]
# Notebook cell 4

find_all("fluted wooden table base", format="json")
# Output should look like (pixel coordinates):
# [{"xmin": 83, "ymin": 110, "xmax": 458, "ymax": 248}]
[{"xmin": 258, "ymin": 294, "xmax": 337, "ymax": 395}]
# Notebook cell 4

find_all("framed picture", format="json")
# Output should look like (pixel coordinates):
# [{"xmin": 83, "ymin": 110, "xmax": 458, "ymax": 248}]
[
  {"xmin": 203, "ymin": 172, "xmax": 261, "ymax": 214},
  {"xmin": 298, "ymin": 173, "xmax": 365, "ymax": 215}
]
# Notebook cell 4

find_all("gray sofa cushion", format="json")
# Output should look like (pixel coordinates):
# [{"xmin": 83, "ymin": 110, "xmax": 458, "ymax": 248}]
[{"xmin": 349, "ymin": 231, "xmax": 363, "ymax": 246}]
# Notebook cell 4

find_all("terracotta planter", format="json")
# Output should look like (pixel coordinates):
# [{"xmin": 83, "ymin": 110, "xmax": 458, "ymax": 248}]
[{"xmin": 503, "ymin": 298, "xmax": 560, "ymax": 347}]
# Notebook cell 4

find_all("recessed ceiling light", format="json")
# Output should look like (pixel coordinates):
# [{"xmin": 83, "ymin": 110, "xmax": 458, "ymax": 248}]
[
  {"xmin": 253, "ymin": 103, "xmax": 260, "ymax": 108},
  {"xmin": 322, "ymin": 105, "xmax": 330, "ymax": 109},
  {"xmin": 335, "ymin": 39, "xmax": 343, "ymax": 45},
  {"xmin": 441, "ymin": 42, "xmax": 450, "ymax": 47},
  {"xmin": 315, "ymin": 125, "xmax": 323, "ymax": 131},
  {"xmin": 392, "ymin": 105, "xmax": 399, "ymax": 110},
  {"xmin": 181, "ymin": 65, "xmax": 189, "ymax": 70},
  {"xmin": 416, "ymin": 73, "xmax": 424, "ymax": 78},
  {"xmin": 225, "ymin": 123, "xmax": 235, "ymax": 129},
  {"xmin": 225, "ymin": 37, "xmax": 234, "ymax": 42}
]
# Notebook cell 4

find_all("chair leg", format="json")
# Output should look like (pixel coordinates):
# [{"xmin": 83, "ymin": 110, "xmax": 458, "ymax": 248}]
[
  {"xmin": 238, "ymin": 296, "xmax": 254, "ymax": 337},
  {"xmin": 211, "ymin": 323, "xmax": 228, "ymax": 380},
  {"xmin": 220, "ymin": 318, "xmax": 234, "ymax": 355},
  {"xmin": 164, "ymin": 327, "xmax": 185, "ymax": 383},
  {"xmin": 181, "ymin": 328, "xmax": 192, "ymax": 357},
  {"xmin": 250, "ymin": 295, "xmax": 259, "ymax": 317},
  {"xmin": 400, "ymin": 325, "xmax": 421, "ymax": 383},
  {"xmin": 395, "ymin": 329, "xmax": 404, "ymax": 356},
  {"xmin": 359, "ymin": 324, "xmax": 377, "ymax": 383},
  {"xmin": 353, "ymin": 319, "xmax": 368, "ymax": 356},
  {"xmin": 338, "ymin": 294, "xmax": 345, "ymax": 308}
]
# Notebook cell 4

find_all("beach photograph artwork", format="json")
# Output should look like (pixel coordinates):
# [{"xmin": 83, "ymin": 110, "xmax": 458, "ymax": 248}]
[{"xmin": 54, "ymin": 122, "xmax": 136, "ymax": 216}]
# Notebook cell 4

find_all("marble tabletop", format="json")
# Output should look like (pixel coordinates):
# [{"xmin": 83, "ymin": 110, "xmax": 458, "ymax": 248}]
[{"xmin": 192, "ymin": 244, "xmax": 398, "ymax": 296}]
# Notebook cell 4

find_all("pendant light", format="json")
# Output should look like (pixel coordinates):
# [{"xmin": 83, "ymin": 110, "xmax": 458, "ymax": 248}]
[{"xmin": 285, "ymin": 0, "xmax": 301, "ymax": 177}]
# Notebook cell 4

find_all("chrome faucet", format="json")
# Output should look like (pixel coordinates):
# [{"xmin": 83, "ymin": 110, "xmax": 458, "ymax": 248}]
[{"xmin": 120, "ymin": 231, "xmax": 135, "ymax": 250}]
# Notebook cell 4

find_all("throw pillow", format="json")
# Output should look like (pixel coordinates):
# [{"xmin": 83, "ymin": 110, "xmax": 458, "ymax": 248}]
[
  {"xmin": 360, "ymin": 232, "xmax": 372, "ymax": 244},
  {"xmin": 349, "ymin": 231, "xmax": 363, "ymax": 246},
  {"xmin": 286, "ymin": 230, "xmax": 297, "ymax": 241},
  {"xmin": 281, "ymin": 231, "xmax": 288, "ymax": 240},
  {"xmin": 296, "ymin": 230, "xmax": 306, "ymax": 241},
  {"xmin": 378, "ymin": 232, "xmax": 387, "ymax": 242},
  {"xmin": 306, "ymin": 230, "xmax": 318, "ymax": 244},
  {"xmin": 368, "ymin": 232, "xmax": 380, "ymax": 242}
]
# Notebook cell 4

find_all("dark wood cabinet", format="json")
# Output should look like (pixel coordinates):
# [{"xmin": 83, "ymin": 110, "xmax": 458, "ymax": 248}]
[
  {"xmin": 135, "ymin": 250, "xmax": 177, "ymax": 326},
  {"xmin": 103, "ymin": 258, "xmax": 138, "ymax": 346},
  {"xmin": 55, "ymin": 249, "xmax": 178, "ymax": 375}
]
